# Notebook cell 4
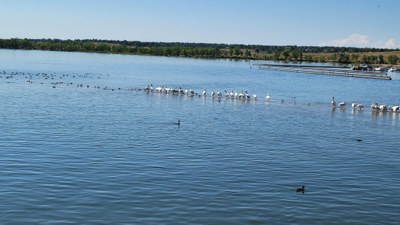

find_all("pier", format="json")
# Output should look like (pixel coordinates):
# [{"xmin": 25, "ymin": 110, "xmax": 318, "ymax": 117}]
[{"xmin": 255, "ymin": 64, "xmax": 392, "ymax": 80}]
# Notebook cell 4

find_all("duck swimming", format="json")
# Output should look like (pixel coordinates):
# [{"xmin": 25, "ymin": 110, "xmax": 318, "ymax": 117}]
[{"xmin": 296, "ymin": 186, "xmax": 305, "ymax": 193}]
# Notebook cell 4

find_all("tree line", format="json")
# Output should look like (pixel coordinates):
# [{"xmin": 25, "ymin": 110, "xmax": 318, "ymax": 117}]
[
  {"xmin": 0, "ymin": 38, "xmax": 223, "ymax": 58},
  {"xmin": 0, "ymin": 38, "xmax": 398, "ymax": 64}
]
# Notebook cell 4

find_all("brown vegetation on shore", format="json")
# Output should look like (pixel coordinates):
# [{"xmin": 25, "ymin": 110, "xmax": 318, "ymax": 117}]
[{"xmin": 219, "ymin": 49, "xmax": 400, "ymax": 65}]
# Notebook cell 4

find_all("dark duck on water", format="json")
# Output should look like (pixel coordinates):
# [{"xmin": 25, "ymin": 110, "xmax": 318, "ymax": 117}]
[{"xmin": 296, "ymin": 186, "xmax": 305, "ymax": 193}]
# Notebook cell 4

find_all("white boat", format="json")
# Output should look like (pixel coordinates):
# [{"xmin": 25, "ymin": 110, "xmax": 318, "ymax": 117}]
[{"xmin": 388, "ymin": 67, "xmax": 400, "ymax": 72}]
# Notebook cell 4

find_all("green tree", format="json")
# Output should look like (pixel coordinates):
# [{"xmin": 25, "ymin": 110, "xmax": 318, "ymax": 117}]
[
  {"xmin": 83, "ymin": 42, "xmax": 95, "ymax": 52},
  {"xmin": 96, "ymin": 43, "xmax": 110, "ymax": 52},
  {"xmin": 245, "ymin": 49, "xmax": 251, "ymax": 58},
  {"xmin": 369, "ymin": 55, "xmax": 378, "ymax": 64},
  {"xmin": 282, "ymin": 49, "xmax": 290, "ymax": 60},
  {"xmin": 338, "ymin": 52, "xmax": 350, "ymax": 63},
  {"xmin": 387, "ymin": 55, "xmax": 399, "ymax": 64},
  {"xmin": 291, "ymin": 50, "xmax": 301, "ymax": 61},
  {"xmin": 20, "ymin": 39, "xmax": 33, "ymax": 49},
  {"xmin": 229, "ymin": 48, "xmax": 234, "ymax": 57},
  {"xmin": 8, "ymin": 38, "xmax": 19, "ymax": 48},
  {"xmin": 273, "ymin": 51, "xmax": 280, "ymax": 60},
  {"xmin": 234, "ymin": 47, "xmax": 241, "ymax": 56},
  {"xmin": 378, "ymin": 54, "xmax": 385, "ymax": 64}
]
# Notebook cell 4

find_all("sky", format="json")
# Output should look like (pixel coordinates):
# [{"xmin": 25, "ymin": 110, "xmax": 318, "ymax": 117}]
[{"xmin": 0, "ymin": 0, "xmax": 399, "ymax": 48}]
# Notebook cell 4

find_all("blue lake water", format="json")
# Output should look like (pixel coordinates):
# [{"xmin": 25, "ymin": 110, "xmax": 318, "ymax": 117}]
[{"xmin": 0, "ymin": 49, "xmax": 399, "ymax": 224}]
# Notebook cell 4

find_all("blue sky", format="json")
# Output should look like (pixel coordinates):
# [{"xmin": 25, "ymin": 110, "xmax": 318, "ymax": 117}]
[{"xmin": 0, "ymin": 0, "xmax": 399, "ymax": 48}]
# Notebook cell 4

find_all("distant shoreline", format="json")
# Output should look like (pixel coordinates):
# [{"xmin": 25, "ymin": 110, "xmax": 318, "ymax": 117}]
[{"xmin": 1, "ymin": 38, "xmax": 399, "ymax": 65}]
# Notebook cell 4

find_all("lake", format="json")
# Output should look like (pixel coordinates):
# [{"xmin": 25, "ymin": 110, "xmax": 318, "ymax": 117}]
[{"xmin": 0, "ymin": 49, "xmax": 399, "ymax": 224}]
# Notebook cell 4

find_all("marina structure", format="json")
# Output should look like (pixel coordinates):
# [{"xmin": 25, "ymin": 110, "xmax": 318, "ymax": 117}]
[{"xmin": 255, "ymin": 64, "xmax": 392, "ymax": 80}]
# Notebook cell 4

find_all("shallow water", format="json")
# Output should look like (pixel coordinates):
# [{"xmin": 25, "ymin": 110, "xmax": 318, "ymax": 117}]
[{"xmin": 0, "ymin": 49, "xmax": 399, "ymax": 224}]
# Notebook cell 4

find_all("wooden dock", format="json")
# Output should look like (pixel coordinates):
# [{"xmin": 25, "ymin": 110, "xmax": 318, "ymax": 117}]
[{"xmin": 255, "ymin": 64, "xmax": 392, "ymax": 80}]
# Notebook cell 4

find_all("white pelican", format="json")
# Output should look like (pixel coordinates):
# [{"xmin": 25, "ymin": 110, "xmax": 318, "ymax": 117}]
[
  {"xmin": 202, "ymin": 89, "xmax": 207, "ymax": 96},
  {"xmin": 187, "ymin": 90, "xmax": 195, "ymax": 96},
  {"xmin": 266, "ymin": 93, "xmax": 271, "ymax": 102},
  {"xmin": 245, "ymin": 91, "xmax": 250, "ymax": 100},
  {"xmin": 224, "ymin": 90, "xmax": 229, "ymax": 98},
  {"xmin": 352, "ymin": 103, "xmax": 364, "ymax": 110},
  {"xmin": 155, "ymin": 86, "xmax": 163, "ymax": 93},
  {"xmin": 338, "ymin": 102, "xmax": 347, "ymax": 107},
  {"xmin": 229, "ymin": 90, "xmax": 235, "ymax": 98},
  {"xmin": 371, "ymin": 102, "xmax": 379, "ymax": 110},
  {"xmin": 237, "ymin": 91, "xmax": 244, "ymax": 99},
  {"xmin": 391, "ymin": 106, "xmax": 399, "ymax": 112},
  {"xmin": 144, "ymin": 84, "xmax": 153, "ymax": 92}
]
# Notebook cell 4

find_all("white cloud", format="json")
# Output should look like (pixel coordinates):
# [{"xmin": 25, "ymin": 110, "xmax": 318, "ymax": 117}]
[
  {"xmin": 380, "ymin": 38, "xmax": 398, "ymax": 49},
  {"xmin": 320, "ymin": 34, "xmax": 399, "ymax": 49},
  {"xmin": 320, "ymin": 33, "xmax": 370, "ymax": 47}
]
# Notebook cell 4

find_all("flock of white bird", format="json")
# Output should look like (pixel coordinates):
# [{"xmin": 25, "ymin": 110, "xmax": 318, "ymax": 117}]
[
  {"xmin": 144, "ymin": 84, "xmax": 261, "ymax": 101},
  {"xmin": 145, "ymin": 84, "xmax": 400, "ymax": 113},
  {"xmin": 331, "ymin": 96, "xmax": 399, "ymax": 112}
]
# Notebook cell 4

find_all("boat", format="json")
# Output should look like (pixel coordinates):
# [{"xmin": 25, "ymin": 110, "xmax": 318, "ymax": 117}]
[{"xmin": 388, "ymin": 67, "xmax": 400, "ymax": 72}]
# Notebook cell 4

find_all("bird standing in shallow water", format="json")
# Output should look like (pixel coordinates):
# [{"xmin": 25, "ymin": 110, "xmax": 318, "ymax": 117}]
[
  {"xmin": 296, "ymin": 186, "xmax": 305, "ymax": 193},
  {"xmin": 266, "ymin": 93, "xmax": 271, "ymax": 102},
  {"xmin": 331, "ymin": 96, "xmax": 336, "ymax": 107}
]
